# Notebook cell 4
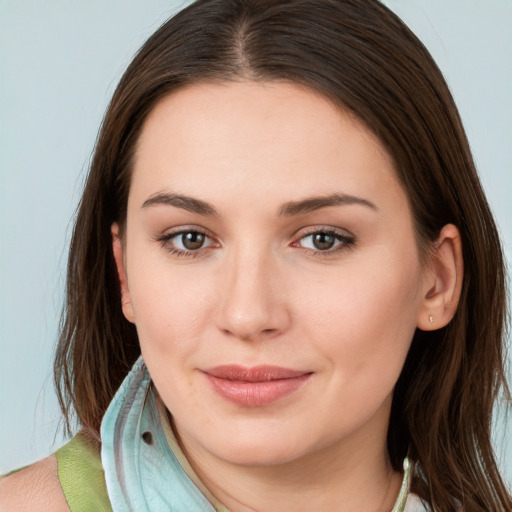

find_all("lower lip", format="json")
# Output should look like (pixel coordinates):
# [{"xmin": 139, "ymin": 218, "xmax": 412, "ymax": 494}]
[{"xmin": 203, "ymin": 373, "xmax": 312, "ymax": 407}]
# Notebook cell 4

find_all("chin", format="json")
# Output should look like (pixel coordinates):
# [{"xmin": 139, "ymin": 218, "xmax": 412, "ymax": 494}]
[
  {"xmin": 219, "ymin": 443, "xmax": 304, "ymax": 467},
  {"xmin": 201, "ymin": 426, "xmax": 315, "ymax": 467}
]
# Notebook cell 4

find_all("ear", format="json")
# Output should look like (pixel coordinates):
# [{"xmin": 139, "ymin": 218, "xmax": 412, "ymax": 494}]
[
  {"xmin": 111, "ymin": 223, "xmax": 135, "ymax": 323},
  {"xmin": 417, "ymin": 224, "xmax": 463, "ymax": 331}
]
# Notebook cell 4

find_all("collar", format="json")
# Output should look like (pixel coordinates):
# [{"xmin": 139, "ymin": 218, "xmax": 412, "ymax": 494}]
[{"xmin": 100, "ymin": 357, "xmax": 416, "ymax": 511}]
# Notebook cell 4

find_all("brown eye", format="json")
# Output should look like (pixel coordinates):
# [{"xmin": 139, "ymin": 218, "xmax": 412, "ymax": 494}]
[
  {"xmin": 312, "ymin": 233, "xmax": 335, "ymax": 250},
  {"xmin": 157, "ymin": 228, "xmax": 216, "ymax": 255},
  {"xmin": 295, "ymin": 229, "xmax": 355, "ymax": 254},
  {"xmin": 181, "ymin": 231, "xmax": 205, "ymax": 250}
]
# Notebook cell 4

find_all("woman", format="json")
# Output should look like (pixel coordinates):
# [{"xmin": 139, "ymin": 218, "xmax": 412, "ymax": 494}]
[{"xmin": 1, "ymin": 0, "xmax": 510, "ymax": 510}]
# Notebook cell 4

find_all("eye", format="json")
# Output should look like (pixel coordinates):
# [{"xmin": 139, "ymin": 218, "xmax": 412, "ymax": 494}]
[
  {"xmin": 157, "ymin": 229, "xmax": 217, "ymax": 255},
  {"xmin": 178, "ymin": 231, "xmax": 208, "ymax": 250},
  {"xmin": 295, "ymin": 229, "xmax": 355, "ymax": 253}
]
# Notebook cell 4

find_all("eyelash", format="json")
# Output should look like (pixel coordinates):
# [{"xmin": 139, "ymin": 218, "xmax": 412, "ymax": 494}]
[
  {"xmin": 155, "ymin": 227, "xmax": 356, "ymax": 258},
  {"xmin": 293, "ymin": 229, "xmax": 356, "ymax": 256},
  {"xmin": 155, "ymin": 227, "xmax": 217, "ymax": 258}
]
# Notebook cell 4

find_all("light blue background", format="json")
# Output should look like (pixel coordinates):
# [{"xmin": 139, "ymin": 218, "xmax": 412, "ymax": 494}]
[{"xmin": 1, "ymin": 0, "xmax": 511, "ymax": 485}]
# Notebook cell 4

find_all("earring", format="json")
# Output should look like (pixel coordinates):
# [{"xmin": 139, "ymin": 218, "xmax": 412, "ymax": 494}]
[{"xmin": 429, "ymin": 314, "xmax": 434, "ymax": 324}]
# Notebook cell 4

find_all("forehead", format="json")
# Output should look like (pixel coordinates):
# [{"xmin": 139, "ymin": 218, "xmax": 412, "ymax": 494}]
[{"xmin": 129, "ymin": 81, "xmax": 404, "ymax": 213}]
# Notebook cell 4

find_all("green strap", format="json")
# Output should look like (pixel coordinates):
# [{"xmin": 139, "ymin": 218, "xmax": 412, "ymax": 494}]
[{"xmin": 55, "ymin": 434, "xmax": 112, "ymax": 512}]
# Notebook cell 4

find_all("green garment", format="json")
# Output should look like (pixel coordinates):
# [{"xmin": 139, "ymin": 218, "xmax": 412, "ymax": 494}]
[
  {"xmin": 23, "ymin": 429, "xmax": 423, "ymax": 512},
  {"xmin": 55, "ymin": 434, "xmax": 112, "ymax": 511}
]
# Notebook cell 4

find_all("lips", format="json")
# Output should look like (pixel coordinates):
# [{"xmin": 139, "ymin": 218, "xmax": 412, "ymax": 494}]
[{"xmin": 202, "ymin": 365, "xmax": 312, "ymax": 407}]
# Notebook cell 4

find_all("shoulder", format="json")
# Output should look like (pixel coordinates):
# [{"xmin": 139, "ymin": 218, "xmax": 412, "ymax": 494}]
[{"xmin": 0, "ymin": 455, "xmax": 69, "ymax": 512}]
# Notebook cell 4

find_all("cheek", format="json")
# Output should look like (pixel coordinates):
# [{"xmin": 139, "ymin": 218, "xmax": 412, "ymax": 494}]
[
  {"xmin": 126, "ymin": 251, "xmax": 217, "ymax": 358},
  {"xmin": 293, "ymin": 263, "xmax": 421, "ymax": 435},
  {"xmin": 295, "ymin": 251, "xmax": 423, "ymax": 379},
  {"xmin": 128, "ymin": 263, "xmax": 218, "ymax": 416}
]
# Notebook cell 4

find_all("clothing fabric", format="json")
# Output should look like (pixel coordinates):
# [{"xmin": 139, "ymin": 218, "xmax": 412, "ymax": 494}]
[
  {"xmin": 55, "ymin": 435, "xmax": 112, "ymax": 511},
  {"xmin": 54, "ymin": 356, "xmax": 429, "ymax": 511}
]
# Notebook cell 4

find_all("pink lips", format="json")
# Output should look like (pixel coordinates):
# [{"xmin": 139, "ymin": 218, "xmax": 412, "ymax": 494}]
[{"xmin": 202, "ymin": 365, "xmax": 312, "ymax": 407}]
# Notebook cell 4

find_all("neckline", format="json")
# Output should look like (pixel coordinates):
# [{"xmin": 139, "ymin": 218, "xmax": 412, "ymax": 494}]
[
  {"xmin": 156, "ymin": 396, "xmax": 414, "ymax": 512},
  {"xmin": 101, "ymin": 357, "xmax": 418, "ymax": 512}
]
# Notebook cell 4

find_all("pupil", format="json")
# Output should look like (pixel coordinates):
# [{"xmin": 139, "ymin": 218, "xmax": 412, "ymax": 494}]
[
  {"xmin": 313, "ymin": 233, "xmax": 335, "ymax": 250},
  {"xmin": 182, "ymin": 232, "xmax": 204, "ymax": 250}
]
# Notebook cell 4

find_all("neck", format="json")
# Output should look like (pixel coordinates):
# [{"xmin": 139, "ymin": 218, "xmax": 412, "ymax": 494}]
[{"xmin": 173, "ymin": 408, "xmax": 403, "ymax": 512}]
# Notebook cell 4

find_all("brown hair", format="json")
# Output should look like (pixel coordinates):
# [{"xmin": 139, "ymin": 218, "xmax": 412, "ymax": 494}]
[{"xmin": 54, "ymin": 0, "xmax": 511, "ymax": 509}]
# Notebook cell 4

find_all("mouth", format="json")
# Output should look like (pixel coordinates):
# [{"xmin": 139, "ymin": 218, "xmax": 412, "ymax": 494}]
[{"xmin": 202, "ymin": 365, "xmax": 313, "ymax": 407}]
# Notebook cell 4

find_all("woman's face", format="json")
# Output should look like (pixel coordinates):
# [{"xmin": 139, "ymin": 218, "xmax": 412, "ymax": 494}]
[{"xmin": 115, "ymin": 81, "xmax": 432, "ymax": 467}]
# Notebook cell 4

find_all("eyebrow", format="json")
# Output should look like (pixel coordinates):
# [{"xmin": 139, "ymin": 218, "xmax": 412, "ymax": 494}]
[
  {"xmin": 141, "ymin": 192, "xmax": 218, "ymax": 216},
  {"xmin": 141, "ymin": 191, "xmax": 377, "ymax": 217},
  {"xmin": 278, "ymin": 193, "xmax": 378, "ymax": 217}
]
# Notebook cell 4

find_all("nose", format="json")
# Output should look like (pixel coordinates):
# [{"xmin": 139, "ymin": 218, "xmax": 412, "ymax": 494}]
[{"xmin": 215, "ymin": 248, "xmax": 291, "ymax": 342}]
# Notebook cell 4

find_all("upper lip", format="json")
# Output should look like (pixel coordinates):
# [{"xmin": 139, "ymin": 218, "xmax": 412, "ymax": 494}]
[{"xmin": 203, "ymin": 365, "xmax": 311, "ymax": 382}]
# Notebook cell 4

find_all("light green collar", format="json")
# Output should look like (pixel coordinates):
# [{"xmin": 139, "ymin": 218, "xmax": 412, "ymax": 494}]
[
  {"xmin": 101, "ymin": 357, "xmax": 216, "ymax": 511},
  {"xmin": 100, "ymin": 357, "xmax": 420, "ymax": 511}
]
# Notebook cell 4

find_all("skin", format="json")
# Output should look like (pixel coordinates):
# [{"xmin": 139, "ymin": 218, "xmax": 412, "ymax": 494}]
[
  {"xmin": 0, "ymin": 456, "xmax": 69, "ymax": 511},
  {"xmin": 110, "ymin": 81, "xmax": 462, "ymax": 512}
]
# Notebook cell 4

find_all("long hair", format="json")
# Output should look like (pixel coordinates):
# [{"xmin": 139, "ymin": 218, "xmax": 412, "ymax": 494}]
[{"xmin": 54, "ymin": 1, "xmax": 511, "ymax": 509}]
